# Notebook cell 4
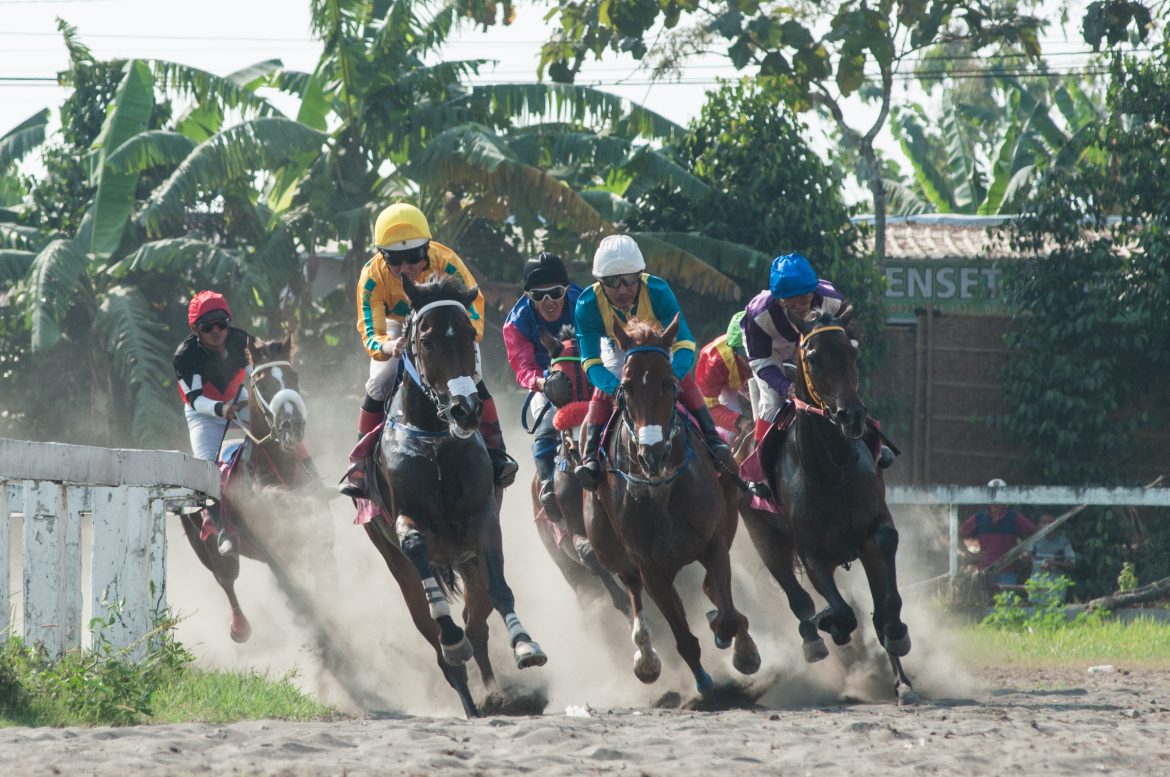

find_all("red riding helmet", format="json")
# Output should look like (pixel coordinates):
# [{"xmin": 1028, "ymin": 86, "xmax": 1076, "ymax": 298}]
[{"xmin": 187, "ymin": 291, "xmax": 232, "ymax": 328}]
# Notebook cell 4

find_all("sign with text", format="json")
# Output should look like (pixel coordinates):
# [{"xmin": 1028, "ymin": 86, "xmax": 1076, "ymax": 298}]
[{"xmin": 883, "ymin": 260, "xmax": 1008, "ymax": 320}]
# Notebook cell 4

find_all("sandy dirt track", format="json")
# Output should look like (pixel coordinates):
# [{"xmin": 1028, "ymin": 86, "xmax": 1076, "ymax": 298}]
[{"xmin": 5, "ymin": 667, "xmax": 1170, "ymax": 776}]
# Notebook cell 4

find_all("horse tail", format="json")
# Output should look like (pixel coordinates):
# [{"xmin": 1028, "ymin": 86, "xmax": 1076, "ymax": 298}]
[{"xmin": 430, "ymin": 564, "xmax": 463, "ymax": 602}]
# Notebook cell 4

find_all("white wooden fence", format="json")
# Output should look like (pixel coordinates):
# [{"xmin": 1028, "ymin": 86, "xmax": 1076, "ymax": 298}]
[
  {"xmin": 1, "ymin": 438, "xmax": 218, "ymax": 659},
  {"xmin": 887, "ymin": 484, "xmax": 1170, "ymax": 580}
]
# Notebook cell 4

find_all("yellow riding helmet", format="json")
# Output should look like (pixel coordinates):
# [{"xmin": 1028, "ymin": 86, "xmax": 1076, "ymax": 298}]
[{"xmin": 374, "ymin": 203, "xmax": 432, "ymax": 249}]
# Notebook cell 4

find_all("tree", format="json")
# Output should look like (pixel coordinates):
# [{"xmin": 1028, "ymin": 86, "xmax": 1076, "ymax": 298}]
[{"xmin": 540, "ymin": 0, "xmax": 1045, "ymax": 262}]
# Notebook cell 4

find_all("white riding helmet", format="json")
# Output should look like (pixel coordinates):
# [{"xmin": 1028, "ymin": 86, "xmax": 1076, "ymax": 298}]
[{"xmin": 592, "ymin": 234, "xmax": 646, "ymax": 277}]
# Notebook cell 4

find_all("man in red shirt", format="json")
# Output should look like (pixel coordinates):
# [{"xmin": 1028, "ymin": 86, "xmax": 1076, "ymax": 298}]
[
  {"xmin": 959, "ymin": 478, "xmax": 1038, "ymax": 585},
  {"xmin": 694, "ymin": 311, "xmax": 753, "ymax": 439}
]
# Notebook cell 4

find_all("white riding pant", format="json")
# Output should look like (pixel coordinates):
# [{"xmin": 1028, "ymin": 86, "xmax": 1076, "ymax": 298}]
[
  {"xmin": 185, "ymin": 404, "xmax": 250, "ymax": 461},
  {"xmin": 748, "ymin": 376, "xmax": 785, "ymax": 423}
]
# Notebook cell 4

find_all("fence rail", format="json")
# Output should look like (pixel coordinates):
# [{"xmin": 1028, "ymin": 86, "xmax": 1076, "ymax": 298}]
[{"xmin": 1, "ymin": 438, "xmax": 218, "ymax": 659}]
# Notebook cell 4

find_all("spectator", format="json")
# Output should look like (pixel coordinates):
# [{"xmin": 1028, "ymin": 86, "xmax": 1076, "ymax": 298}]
[
  {"xmin": 1028, "ymin": 510, "xmax": 1077, "ymax": 602},
  {"xmin": 959, "ymin": 478, "xmax": 1038, "ymax": 585}
]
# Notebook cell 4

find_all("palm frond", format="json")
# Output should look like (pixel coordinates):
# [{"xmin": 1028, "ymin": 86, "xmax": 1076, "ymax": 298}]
[
  {"xmin": 577, "ymin": 190, "xmax": 640, "ymax": 223},
  {"xmin": 890, "ymin": 108, "xmax": 952, "ymax": 211},
  {"xmin": 104, "ymin": 130, "xmax": 197, "ymax": 174},
  {"xmin": 149, "ymin": 60, "xmax": 281, "ymax": 117},
  {"xmin": 26, "ymin": 239, "xmax": 88, "ymax": 350},
  {"xmin": 0, "ymin": 249, "xmax": 35, "ymax": 285},
  {"xmin": 140, "ymin": 118, "xmax": 327, "ymax": 235},
  {"xmin": 227, "ymin": 59, "xmax": 283, "ymax": 90},
  {"xmin": 0, "ymin": 109, "xmax": 49, "ymax": 171},
  {"xmin": 467, "ymin": 83, "xmax": 684, "ymax": 140},
  {"xmin": 93, "ymin": 285, "xmax": 177, "ymax": 446},
  {"xmin": 883, "ymin": 179, "xmax": 930, "ymax": 217},
  {"xmin": 629, "ymin": 232, "xmax": 751, "ymax": 300},
  {"xmin": 90, "ymin": 60, "xmax": 155, "ymax": 259},
  {"xmin": 622, "ymin": 146, "xmax": 711, "ymax": 201},
  {"xmin": 108, "ymin": 237, "xmax": 242, "ymax": 283}
]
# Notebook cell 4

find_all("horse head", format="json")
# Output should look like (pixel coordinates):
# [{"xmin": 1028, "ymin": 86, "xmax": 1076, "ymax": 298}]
[
  {"xmin": 540, "ymin": 324, "xmax": 590, "ymax": 408},
  {"xmin": 612, "ymin": 315, "xmax": 681, "ymax": 476},
  {"xmin": 785, "ymin": 304, "xmax": 866, "ymax": 439},
  {"xmin": 402, "ymin": 275, "xmax": 482, "ymax": 438},
  {"xmin": 247, "ymin": 332, "xmax": 307, "ymax": 452}
]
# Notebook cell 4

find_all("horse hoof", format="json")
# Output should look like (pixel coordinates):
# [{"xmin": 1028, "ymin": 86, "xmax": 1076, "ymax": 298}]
[
  {"xmin": 897, "ymin": 686, "xmax": 921, "ymax": 706},
  {"xmin": 694, "ymin": 668, "xmax": 714, "ymax": 694},
  {"xmin": 441, "ymin": 635, "xmax": 474, "ymax": 667},
  {"xmin": 884, "ymin": 632, "xmax": 911, "ymax": 657},
  {"xmin": 733, "ymin": 643, "xmax": 761, "ymax": 675},
  {"xmin": 514, "ymin": 640, "xmax": 548, "ymax": 670},
  {"xmin": 706, "ymin": 609, "xmax": 732, "ymax": 650},
  {"xmin": 633, "ymin": 648, "xmax": 661, "ymax": 684},
  {"xmin": 803, "ymin": 638, "xmax": 829, "ymax": 663},
  {"xmin": 230, "ymin": 614, "xmax": 251, "ymax": 644}
]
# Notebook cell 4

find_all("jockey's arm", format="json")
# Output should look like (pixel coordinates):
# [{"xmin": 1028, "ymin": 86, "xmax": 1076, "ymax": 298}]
[
  {"xmin": 357, "ymin": 259, "xmax": 394, "ymax": 360},
  {"xmin": 743, "ymin": 304, "xmax": 793, "ymax": 397},
  {"xmin": 442, "ymin": 250, "xmax": 486, "ymax": 341},
  {"xmin": 575, "ymin": 291, "xmax": 620, "ymax": 395},
  {"xmin": 644, "ymin": 277, "xmax": 696, "ymax": 380},
  {"xmin": 502, "ymin": 319, "xmax": 543, "ymax": 391}
]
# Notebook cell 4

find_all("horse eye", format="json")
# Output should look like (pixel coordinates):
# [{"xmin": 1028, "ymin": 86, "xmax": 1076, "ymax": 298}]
[{"xmin": 420, "ymin": 338, "xmax": 435, "ymax": 351}]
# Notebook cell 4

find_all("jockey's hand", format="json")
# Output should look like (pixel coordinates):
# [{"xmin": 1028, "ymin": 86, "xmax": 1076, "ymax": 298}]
[
  {"xmin": 222, "ymin": 402, "xmax": 242, "ymax": 421},
  {"xmin": 388, "ymin": 336, "xmax": 406, "ymax": 358},
  {"xmin": 735, "ymin": 415, "xmax": 753, "ymax": 437},
  {"xmin": 786, "ymin": 385, "xmax": 796, "ymax": 400},
  {"xmin": 534, "ymin": 377, "xmax": 545, "ymax": 392}
]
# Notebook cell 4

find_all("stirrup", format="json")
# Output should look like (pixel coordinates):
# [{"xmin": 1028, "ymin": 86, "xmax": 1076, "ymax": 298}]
[
  {"xmin": 216, "ymin": 531, "xmax": 237, "ymax": 557},
  {"xmin": 748, "ymin": 481, "xmax": 773, "ymax": 500},
  {"xmin": 337, "ymin": 467, "xmax": 367, "ymax": 499}
]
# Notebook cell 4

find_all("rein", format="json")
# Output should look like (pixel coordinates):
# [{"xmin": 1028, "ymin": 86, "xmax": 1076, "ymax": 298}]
[
  {"xmin": 238, "ymin": 359, "xmax": 295, "ymax": 446},
  {"xmin": 797, "ymin": 325, "xmax": 846, "ymax": 413},
  {"xmin": 606, "ymin": 343, "xmax": 690, "ymax": 488},
  {"xmin": 399, "ymin": 298, "xmax": 475, "ymax": 437}
]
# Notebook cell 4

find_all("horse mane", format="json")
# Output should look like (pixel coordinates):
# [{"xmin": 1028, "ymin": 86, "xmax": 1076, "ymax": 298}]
[
  {"xmin": 623, "ymin": 317, "xmax": 665, "ymax": 347},
  {"xmin": 249, "ymin": 334, "xmax": 293, "ymax": 363}
]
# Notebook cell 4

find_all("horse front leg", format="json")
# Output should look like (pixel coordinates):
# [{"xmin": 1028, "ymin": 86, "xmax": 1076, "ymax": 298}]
[
  {"xmin": 801, "ymin": 553, "xmax": 858, "ymax": 647},
  {"xmin": 181, "ymin": 512, "xmax": 250, "ymax": 643},
  {"xmin": 394, "ymin": 514, "xmax": 473, "ymax": 666},
  {"xmin": 740, "ymin": 509, "xmax": 827, "ymax": 663},
  {"xmin": 859, "ymin": 520, "xmax": 917, "ymax": 703},
  {"xmin": 573, "ymin": 535, "xmax": 632, "ymax": 617},
  {"xmin": 639, "ymin": 566, "xmax": 711, "ymax": 694},
  {"xmin": 364, "ymin": 520, "xmax": 478, "ymax": 718},
  {"xmin": 478, "ymin": 512, "xmax": 547, "ymax": 670},
  {"xmin": 699, "ymin": 532, "xmax": 760, "ymax": 676}
]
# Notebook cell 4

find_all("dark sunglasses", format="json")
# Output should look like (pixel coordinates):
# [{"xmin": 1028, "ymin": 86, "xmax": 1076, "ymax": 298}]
[
  {"xmin": 198, "ymin": 319, "xmax": 229, "ymax": 333},
  {"xmin": 526, "ymin": 285, "xmax": 568, "ymax": 302},
  {"xmin": 379, "ymin": 245, "xmax": 428, "ymax": 267},
  {"xmin": 598, "ymin": 272, "xmax": 641, "ymax": 289}
]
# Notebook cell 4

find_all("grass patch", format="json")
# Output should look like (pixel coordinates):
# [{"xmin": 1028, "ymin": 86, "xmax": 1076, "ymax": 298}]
[
  {"xmin": 0, "ymin": 611, "xmax": 337, "ymax": 728},
  {"xmin": 956, "ymin": 617, "xmax": 1170, "ymax": 668}
]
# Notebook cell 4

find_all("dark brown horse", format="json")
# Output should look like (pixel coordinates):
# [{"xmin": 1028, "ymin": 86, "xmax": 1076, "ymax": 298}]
[
  {"xmin": 180, "ymin": 333, "xmax": 323, "ymax": 643},
  {"xmin": 363, "ymin": 276, "xmax": 546, "ymax": 718},
  {"xmin": 585, "ymin": 317, "xmax": 760, "ymax": 693},
  {"xmin": 528, "ymin": 327, "xmax": 629, "ymax": 615},
  {"xmin": 740, "ymin": 306, "xmax": 916, "ymax": 701}
]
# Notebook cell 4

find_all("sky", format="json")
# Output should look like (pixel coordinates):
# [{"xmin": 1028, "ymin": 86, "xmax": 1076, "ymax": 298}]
[{"xmin": 1, "ymin": 0, "xmax": 1105, "ymax": 207}]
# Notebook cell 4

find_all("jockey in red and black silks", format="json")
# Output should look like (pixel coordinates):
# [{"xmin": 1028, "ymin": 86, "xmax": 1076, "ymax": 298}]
[
  {"xmin": 174, "ymin": 291, "xmax": 252, "ymax": 461},
  {"xmin": 502, "ymin": 252, "xmax": 583, "ymax": 520}
]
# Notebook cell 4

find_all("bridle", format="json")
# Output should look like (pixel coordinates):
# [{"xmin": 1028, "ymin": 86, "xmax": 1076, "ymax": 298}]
[
  {"xmin": 793, "ymin": 324, "xmax": 855, "ymax": 425},
  {"xmin": 242, "ymin": 358, "xmax": 306, "ymax": 449},
  {"xmin": 607, "ymin": 344, "xmax": 691, "ymax": 488},
  {"xmin": 399, "ymin": 299, "xmax": 478, "ymax": 436}
]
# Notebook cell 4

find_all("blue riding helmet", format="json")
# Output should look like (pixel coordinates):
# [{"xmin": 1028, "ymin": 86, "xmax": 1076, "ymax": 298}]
[{"xmin": 769, "ymin": 253, "xmax": 819, "ymax": 299}]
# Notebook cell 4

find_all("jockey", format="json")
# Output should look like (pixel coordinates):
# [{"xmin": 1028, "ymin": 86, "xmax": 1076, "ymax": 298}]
[
  {"xmin": 743, "ymin": 252, "xmax": 894, "ymax": 467},
  {"xmin": 338, "ymin": 203, "xmax": 518, "ymax": 498},
  {"xmin": 173, "ymin": 290, "xmax": 250, "ymax": 555},
  {"xmin": 694, "ymin": 311, "xmax": 753, "ymax": 438},
  {"xmin": 573, "ymin": 234, "xmax": 734, "ymax": 490},
  {"xmin": 502, "ymin": 252, "xmax": 583, "ymax": 521}
]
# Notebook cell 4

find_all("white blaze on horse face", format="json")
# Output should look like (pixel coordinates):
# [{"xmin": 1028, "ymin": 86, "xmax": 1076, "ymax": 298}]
[
  {"xmin": 269, "ymin": 388, "xmax": 308, "ymax": 421},
  {"xmin": 637, "ymin": 425, "xmax": 664, "ymax": 446},
  {"xmin": 447, "ymin": 375, "xmax": 478, "ymax": 400}
]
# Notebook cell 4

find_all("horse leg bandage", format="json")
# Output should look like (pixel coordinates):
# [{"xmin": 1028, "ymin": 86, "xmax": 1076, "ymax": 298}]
[
  {"xmin": 504, "ymin": 612, "xmax": 530, "ymax": 645},
  {"xmin": 421, "ymin": 577, "xmax": 451, "ymax": 619}
]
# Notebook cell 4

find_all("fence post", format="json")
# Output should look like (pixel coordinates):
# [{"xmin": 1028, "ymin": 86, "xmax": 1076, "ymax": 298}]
[
  {"xmin": 948, "ymin": 503, "xmax": 959, "ymax": 579},
  {"xmin": 1, "ymin": 481, "xmax": 9, "ymax": 634},
  {"xmin": 22, "ymin": 480, "xmax": 82, "ymax": 656},
  {"xmin": 91, "ymin": 486, "xmax": 155, "ymax": 659}
]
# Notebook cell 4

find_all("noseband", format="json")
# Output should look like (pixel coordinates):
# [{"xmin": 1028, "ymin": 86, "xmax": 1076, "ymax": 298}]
[
  {"xmin": 401, "ymin": 299, "xmax": 478, "ymax": 432},
  {"xmin": 243, "ymin": 359, "xmax": 306, "ymax": 446},
  {"xmin": 609, "ymin": 344, "xmax": 690, "ymax": 488}
]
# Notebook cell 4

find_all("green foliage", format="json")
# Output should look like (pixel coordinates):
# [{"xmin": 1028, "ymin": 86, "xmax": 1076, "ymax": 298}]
[
  {"xmin": 1118, "ymin": 561, "xmax": 1138, "ymax": 592},
  {"xmin": 959, "ymin": 617, "xmax": 1170, "ymax": 666},
  {"xmin": 982, "ymin": 575, "xmax": 1105, "ymax": 631}
]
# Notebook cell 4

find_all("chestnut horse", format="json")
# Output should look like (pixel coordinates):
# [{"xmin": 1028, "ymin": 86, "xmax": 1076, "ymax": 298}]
[
  {"xmin": 179, "ymin": 333, "xmax": 323, "ymax": 643},
  {"xmin": 740, "ymin": 306, "xmax": 915, "ymax": 701},
  {"xmin": 585, "ymin": 316, "xmax": 760, "ymax": 693},
  {"xmin": 528, "ymin": 326, "xmax": 629, "ymax": 615},
  {"xmin": 363, "ymin": 276, "xmax": 546, "ymax": 718}
]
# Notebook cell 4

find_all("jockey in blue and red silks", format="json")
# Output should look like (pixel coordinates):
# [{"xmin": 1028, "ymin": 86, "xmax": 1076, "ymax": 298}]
[
  {"xmin": 741, "ymin": 252, "xmax": 895, "ymax": 466},
  {"xmin": 502, "ymin": 252, "xmax": 583, "ymax": 520},
  {"xmin": 572, "ymin": 234, "xmax": 735, "ymax": 490}
]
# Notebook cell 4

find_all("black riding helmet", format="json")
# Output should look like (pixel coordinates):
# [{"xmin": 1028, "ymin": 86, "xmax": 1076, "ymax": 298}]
[{"xmin": 523, "ymin": 252, "xmax": 569, "ymax": 290}]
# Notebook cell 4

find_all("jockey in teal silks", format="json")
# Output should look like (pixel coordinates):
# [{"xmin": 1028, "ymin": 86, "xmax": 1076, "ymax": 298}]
[{"xmin": 572, "ymin": 234, "xmax": 734, "ymax": 490}]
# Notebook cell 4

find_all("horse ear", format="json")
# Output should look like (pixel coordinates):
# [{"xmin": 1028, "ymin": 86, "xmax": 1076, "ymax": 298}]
[
  {"xmin": 613, "ymin": 320, "xmax": 633, "ymax": 351},
  {"xmin": 282, "ymin": 328, "xmax": 296, "ymax": 359},
  {"xmin": 246, "ymin": 335, "xmax": 259, "ymax": 359},
  {"xmin": 661, "ymin": 313, "xmax": 680, "ymax": 349},
  {"xmin": 462, "ymin": 284, "xmax": 480, "ymax": 309},
  {"xmin": 837, "ymin": 304, "xmax": 855, "ymax": 326},
  {"xmin": 784, "ymin": 305, "xmax": 814, "ymax": 335},
  {"xmin": 782, "ymin": 361, "xmax": 799, "ymax": 381},
  {"xmin": 402, "ymin": 276, "xmax": 419, "ymax": 306},
  {"xmin": 538, "ymin": 327, "xmax": 562, "ymax": 357}
]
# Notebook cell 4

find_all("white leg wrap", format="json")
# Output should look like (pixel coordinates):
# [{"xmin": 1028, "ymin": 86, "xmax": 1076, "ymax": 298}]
[
  {"xmin": 505, "ymin": 612, "xmax": 527, "ymax": 642},
  {"xmin": 422, "ymin": 576, "xmax": 450, "ymax": 619}
]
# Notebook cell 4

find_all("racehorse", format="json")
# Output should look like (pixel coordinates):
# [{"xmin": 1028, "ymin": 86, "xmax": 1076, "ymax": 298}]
[
  {"xmin": 739, "ymin": 305, "xmax": 916, "ymax": 701},
  {"xmin": 362, "ymin": 275, "xmax": 546, "ymax": 718},
  {"xmin": 528, "ymin": 326, "xmax": 629, "ymax": 616},
  {"xmin": 585, "ymin": 316, "xmax": 760, "ymax": 693},
  {"xmin": 179, "ymin": 332, "xmax": 320, "ymax": 643}
]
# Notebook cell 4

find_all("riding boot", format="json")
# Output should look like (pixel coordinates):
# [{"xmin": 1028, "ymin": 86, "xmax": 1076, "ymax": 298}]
[
  {"xmin": 691, "ymin": 404, "xmax": 735, "ymax": 471},
  {"xmin": 480, "ymin": 397, "xmax": 519, "ymax": 488},
  {"xmin": 574, "ymin": 423, "xmax": 604, "ymax": 491},
  {"xmin": 535, "ymin": 453, "xmax": 563, "ymax": 522},
  {"xmin": 208, "ymin": 503, "xmax": 236, "ymax": 557},
  {"xmin": 747, "ymin": 417, "xmax": 775, "ymax": 500},
  {"xmin": 339, "ymin": 406, "xmax": 384, "ymax": 499}
]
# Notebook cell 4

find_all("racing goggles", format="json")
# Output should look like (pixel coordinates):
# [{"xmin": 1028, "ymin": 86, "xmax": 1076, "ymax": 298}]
[
  {"xmin": 598, "ymin": 272, "xmax": 641, "ymax": 289},
  {"xmin": 526, "ymin": 285, "xmax": 568, "ymax": 302}
]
